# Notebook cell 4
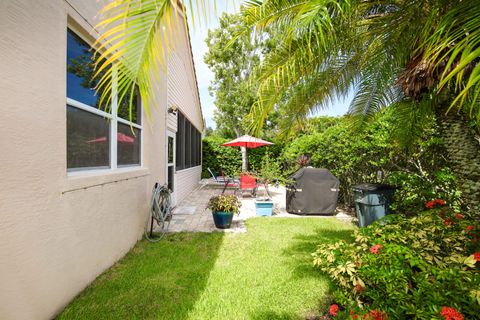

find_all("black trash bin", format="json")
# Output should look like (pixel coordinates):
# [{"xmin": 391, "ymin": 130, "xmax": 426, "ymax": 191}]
[{"xmin": 353, "ymin": 184, "xmax": 395, "ymax": 227}]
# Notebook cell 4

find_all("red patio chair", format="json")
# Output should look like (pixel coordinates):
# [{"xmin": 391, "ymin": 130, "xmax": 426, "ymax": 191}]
[{"xmin": 239, "ymin": 173, "xmax": 257, "ymax": 197}]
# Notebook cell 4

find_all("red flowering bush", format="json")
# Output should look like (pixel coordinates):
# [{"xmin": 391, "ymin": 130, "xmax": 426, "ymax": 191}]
[
  {"xmin": 369, "ymin": 245, "xmax": 382, "ymax": 254},
  {"xmin": 329, "ymin": 304, "xmax": 339, "ymax": 316},
  {"xmin": 425, "ymin": 198, "xmax": 446, "ymax": 209},
  {"xmin": 313, "ymin": 205, "xmax": 480, "ymax": 319},
  {"xmin": 440, "ymin": 306, "xmax": 464, "ymax": 320},
  {"xmin": 455, "ymin": 213, "xmax": 464, "ymax": 219},
  {"xmin": 474, "ymin": 252, "xmax": 480, "ymax": 262}
]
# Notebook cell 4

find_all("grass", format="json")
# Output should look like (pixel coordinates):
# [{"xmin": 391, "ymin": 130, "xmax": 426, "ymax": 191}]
[{"xmin": 58, "ymin": 218, "xmax": 355, "ymax": 320}]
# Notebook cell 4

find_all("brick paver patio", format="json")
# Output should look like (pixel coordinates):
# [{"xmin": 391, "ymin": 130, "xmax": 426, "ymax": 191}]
[{"xmin": 168, "ymin": 180, "xmax": 354, "ymax": 233}]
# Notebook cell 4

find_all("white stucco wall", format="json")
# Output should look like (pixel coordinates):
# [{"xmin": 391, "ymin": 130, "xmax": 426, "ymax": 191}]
[
  {"xmin": 175, "ymin": 166, "xmax": 203, "ymax": 203},
  {"xmin": 0, "ymin": 1, "xmax": 202, "ymax": 319},
  {"xmin": 167, "ymin": 11, "xmax": 203, "ymax": 204}
]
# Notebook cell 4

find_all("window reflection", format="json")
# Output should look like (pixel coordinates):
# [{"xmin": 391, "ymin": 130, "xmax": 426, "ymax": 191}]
[
  {"xmin": 117, "ymin": 123, "xmax": 141, "ymax": 166},
  {"xmin": 67, "ymin": 29, "xmax": 106, "ymax": 110},
  {"xmin": 117, "ymin": 87, "xmax": 141, "ymax": 124},
  {"xmin": 67, "ymin": 106, "xmax": 110, "ymax": 169}
]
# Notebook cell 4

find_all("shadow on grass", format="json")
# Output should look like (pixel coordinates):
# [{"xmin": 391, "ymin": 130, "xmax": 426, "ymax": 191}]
[
  {"xmin": 280, "ymin": 227, "xmax": 355, "ymax": 318},
  {"xmin": 58, "ymin": 232, "xmax": 224, "ymax": 320},
  {"xmin": 284, "ymin": 228, "xmax": 354, "ymax": 278}
]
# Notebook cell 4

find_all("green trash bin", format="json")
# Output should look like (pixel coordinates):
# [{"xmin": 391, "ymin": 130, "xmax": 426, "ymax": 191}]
[{"xmin": 353, "ymin": 184, "xmax": 395, "ymax": 227}]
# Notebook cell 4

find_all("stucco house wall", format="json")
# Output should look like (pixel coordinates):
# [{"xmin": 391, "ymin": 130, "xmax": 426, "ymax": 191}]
[{"xmin": 0, "ymin": 1, "xmax": 203, "ymax": 319}]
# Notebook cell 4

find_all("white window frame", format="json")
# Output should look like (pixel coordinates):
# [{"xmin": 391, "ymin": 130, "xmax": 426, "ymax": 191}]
[{"xmin": 67, "ymin": 26, "xmax": 143, "ymax": 175}]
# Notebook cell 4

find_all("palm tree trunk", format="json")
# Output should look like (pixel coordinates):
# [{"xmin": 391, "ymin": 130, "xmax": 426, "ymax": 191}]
[{"xmin": 437, "ymin": 111, "xmax": 480, "ymax": 214}]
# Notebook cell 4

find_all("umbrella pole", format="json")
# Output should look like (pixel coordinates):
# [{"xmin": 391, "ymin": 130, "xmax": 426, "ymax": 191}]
[{"xmin": 241, "ymin": 146, "xmax": 248, "ymax": 172}]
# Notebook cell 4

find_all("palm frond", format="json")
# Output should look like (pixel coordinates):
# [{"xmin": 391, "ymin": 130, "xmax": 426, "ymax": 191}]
[
  {"xmin": 94, "ymin": 0, "xmax": 215, "ymax": 124},
  {"xmin": 389, "ymin": 98, "xmax": 435, "ymax": 150},
  {"xmin": 420, "ymin": 1, "xmax": 480, "ymax": 118}
]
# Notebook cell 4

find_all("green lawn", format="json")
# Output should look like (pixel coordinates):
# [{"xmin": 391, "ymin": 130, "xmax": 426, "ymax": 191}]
[{"xmin": 58, "ymin": 218, "xmax": 354, "ymax": 320}]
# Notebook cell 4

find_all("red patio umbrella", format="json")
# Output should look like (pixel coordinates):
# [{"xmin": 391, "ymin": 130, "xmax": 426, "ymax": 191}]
[
  {"xmin": 221, "ymin": 135, "xmax": 274, "ymax": 172},
  {"xmin": 221, "ymin": 135, "xmax": 273, "ymax": 148},
  {"xmin": 87, "ymin": 132, "xmax": 135, "ymax": 144}
]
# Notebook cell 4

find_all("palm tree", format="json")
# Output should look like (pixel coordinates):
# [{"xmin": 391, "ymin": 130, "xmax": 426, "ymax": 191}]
[
  {"xmin": 241, "ymin": 0, "xmax": 479, "ymax": 125},
  {"xmin": 240, "ymin": 0, "xmax": 480, "ymax": 212},
  {"xmin": 92, "ymin": 0, "xmax": 479, "ymax": 211}
]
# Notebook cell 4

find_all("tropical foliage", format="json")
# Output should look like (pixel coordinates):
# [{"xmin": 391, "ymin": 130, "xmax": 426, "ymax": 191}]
[
  {"xmin": 92, "ymin": 0, "xmax": 225, "ymax": 123},
  {"xmin": 201, "ymin": 135, "xmax": 283, "ymax": 178},
  {"xmin": 282, "ymin": 110, "xmax": 462, "ymax": 212},
  {"xmin": 94, "ymin": 1, "xmax": 480, "ymax": 128},
  {"xmin": 206, "ymin": 194, "xmax": 242, "ymax": 213},
  {"xmin": 204, "ymin": 12, "xmax": 266, "ymax": 138},
  {"xmin": 240, "ymin": 0, "xmax": 480, "ymax": 133},
  {"xmin": 313, "ymin": 202, "xmax": 480, "ymax": 319}
]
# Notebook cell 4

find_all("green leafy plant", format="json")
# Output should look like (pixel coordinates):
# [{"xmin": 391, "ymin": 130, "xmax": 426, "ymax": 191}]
[
  {"xmin": 257, "ymin": 153, "xmax": 284, "ymax": 185},
  {"xmin": 206, "ymin": 195, "xmax": 241, "ymax": 214},
  {"xmin": 313, "ymin": 202, "xmax": 480, "ymax": 319},
  {"xmin": 202, "ymin": 136, "xmax": 283, "ymax": 179},
  {"xmin": 282, "ymin": 111, "xmax": 463, "ymax": 213}
]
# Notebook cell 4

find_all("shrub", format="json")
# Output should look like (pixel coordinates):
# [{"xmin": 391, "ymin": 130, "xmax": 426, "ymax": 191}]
[
  {"xmin": 206, "ymin": 195, "xmax": 241, "ymax": 214},
  {"xmin": 202, "ymin": 136, "xmax": 242, "ymax": 178},
  {"xmin": 282, "ymin": 111, "xmax": 462, "ymax": 212},
  {"xmin": 202, "ymin": 136, "xmax": 284, "ymax": 179},
  {"xmin": 313, "ymin": 202, "xmax": 480, "ymax": 319}
]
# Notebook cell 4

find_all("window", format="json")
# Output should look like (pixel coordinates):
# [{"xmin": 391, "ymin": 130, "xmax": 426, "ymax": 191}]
[
  {"xmin": 66, "ymin": 28, "xmax": 142, "ymax": 171},
  {"xmin": 176, "ymin": 111, "xmax": 201, "ymax": 170}
]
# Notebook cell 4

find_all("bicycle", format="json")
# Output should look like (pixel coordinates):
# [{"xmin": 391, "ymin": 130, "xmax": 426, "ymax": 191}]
[{"xmin": 145, "ymin": 183, "xmax": 173, "ymax": 242}]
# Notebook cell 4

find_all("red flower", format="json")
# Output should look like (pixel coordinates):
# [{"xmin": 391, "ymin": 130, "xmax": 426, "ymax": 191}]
[
  {"xmin": 465, "ymin": 225, "xmax": 474, "ymax": 232},
  {"xmin": 370, "ymin": 244, "xmax": 383, "ymax": 254},
  {"xmin": 329, "ymin": 304, "xmax": 339, "ymax": 316},
  {"xmin": 354, "ymin": 284, "xmax": 365, "ymax": 293},
  {"xmin": 426, "ymin": 199, "xmax": 446, "ymax": 209},
  {"xmin": 369, "ymin": 310, "xmax": 388, "ymax": 320},
  {"xmin": 444, "ymin": 218, "xmax": 454, "ymax": 226},
  {"xmin": 440, "ymin": 306, "xmax": 464, "ymax": 320},
  {"xmin": 455, "ymin": 213, "xmax": 464, "ymax": 219},
  {"xmin": 350, "ymin": 310, "xmax": 358, "ymax": 320},
  {"xmin": 473, "ymin": 252, "xmax": 480, "ymax": 262},
  {"xmin": 425, "ymin": 200, "xmax": 435, "ymax": 208}
]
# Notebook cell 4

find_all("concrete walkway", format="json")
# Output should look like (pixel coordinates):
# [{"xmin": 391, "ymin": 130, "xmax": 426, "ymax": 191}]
[{"xmin": 169, "ymin": 179, "xmax": 354, "ymax": 233}]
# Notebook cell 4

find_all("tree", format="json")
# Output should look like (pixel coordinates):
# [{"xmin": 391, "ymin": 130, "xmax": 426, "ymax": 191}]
[
  {"xmin": 93, "ymin": 0, "xmax": 480, "ymax": 209},
  {"xmin": 93, "ymin": 0, "xmax": 480, "ymax": 127},
  {"xmin": 204, "ymin": 12, "xmax": 269, "ymax": 171},
  {"xmin": 241, "ymin": 0, "xmax": 480, "ymax": 212},
  {"xmin": 241, "ymin": 1, "xmax": 480, "ymax": 127}
]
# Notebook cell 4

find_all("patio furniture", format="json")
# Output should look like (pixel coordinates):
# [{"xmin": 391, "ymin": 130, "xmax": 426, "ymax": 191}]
[
  {"xmin": 221, "ymin": 135, "xmax": 274, "ymax": 171},
  {"xmin": 286, "ymin": 168, "xmax": 339, "ymax": 215},
  {"xmin": 207, "ymin": 167, "xmax": 239, "ymax": 194},
  {"xmin": 239, "ymin": 173, "xmax": 257, "ymax": 197}
]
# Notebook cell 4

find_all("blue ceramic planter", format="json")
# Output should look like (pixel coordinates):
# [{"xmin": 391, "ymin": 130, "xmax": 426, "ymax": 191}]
[
  {"xmin": 212, "ymin": 211, "xmax": 234, "ymax": 229},
  {"xmin": 255, "ymin": 201, "xmax": 274, "ymax": 216}
]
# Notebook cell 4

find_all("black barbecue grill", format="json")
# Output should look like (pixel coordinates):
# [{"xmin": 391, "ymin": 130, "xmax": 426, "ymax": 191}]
[{"xmin": 286, "ymin": 168, "xmax": 340, "ymax": 215}]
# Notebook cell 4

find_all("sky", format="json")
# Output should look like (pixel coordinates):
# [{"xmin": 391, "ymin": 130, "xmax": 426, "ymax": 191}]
[{"xmin": 186, "ymin": 1, "xmax": 352, "ymax": 129}]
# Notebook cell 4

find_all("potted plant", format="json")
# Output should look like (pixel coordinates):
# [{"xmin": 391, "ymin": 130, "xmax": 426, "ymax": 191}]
[
  {"xmin": 255, "ymin": 155, "xmax": 284, "ymax": 216},
  {"xmin": 207, "ymin": 194, "xmax": 241, "ymax": 229}
]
